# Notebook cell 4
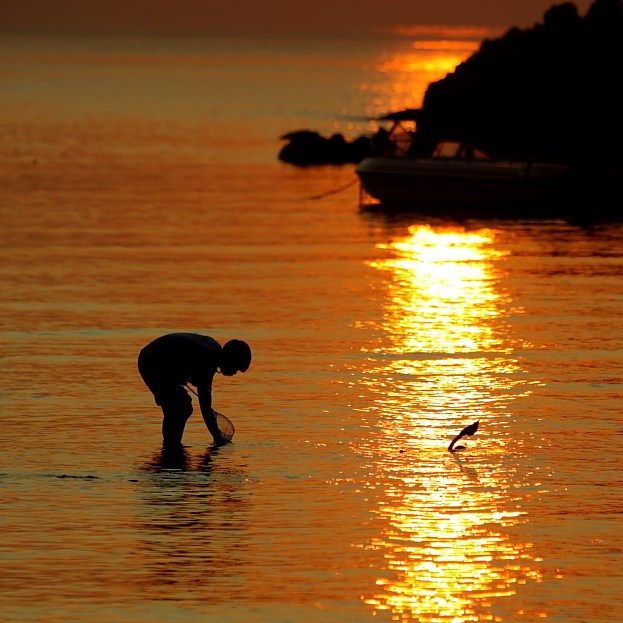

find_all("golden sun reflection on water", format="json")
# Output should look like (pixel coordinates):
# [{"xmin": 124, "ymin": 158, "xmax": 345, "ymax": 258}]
[
  {"xmin": 362, "ymin": 26, "xmax": 499, "ymax": 116},
  {"xmin": 365, "ymin": 49, "xmax": 467, "ymax": 117},
  {"xmin": 356, "ymin": 226, "xmax": 544, "ymax": 621},
  {"xmin": 368, "ymin": 226, "xmax": 511, "ymax": 356}
]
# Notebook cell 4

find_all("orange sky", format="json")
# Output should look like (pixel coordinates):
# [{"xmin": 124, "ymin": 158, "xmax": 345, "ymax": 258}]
[{"xmin": 0, "ymin": 0, "xmax": 596, "ymax": 35}]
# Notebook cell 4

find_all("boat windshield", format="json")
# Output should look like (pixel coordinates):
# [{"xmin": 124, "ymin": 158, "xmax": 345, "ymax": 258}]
[{"xmin": 433, "ymin": 141, "xmax": 491, "ymax": 159}]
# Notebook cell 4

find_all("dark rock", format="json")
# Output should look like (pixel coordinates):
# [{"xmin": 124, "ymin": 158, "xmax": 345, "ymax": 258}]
[{"xmin": 278, "ymin": 128, "xmax": 389, "ymax": 165}]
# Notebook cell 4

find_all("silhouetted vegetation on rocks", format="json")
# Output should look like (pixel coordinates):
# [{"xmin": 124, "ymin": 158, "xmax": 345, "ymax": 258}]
[
  {"xmin": 279, "ymin": 0, "xmax": 623, "ymax": 169},
  {"xmin": 414, "ymin": 0, "xmax": 623, "ymax": 163}
]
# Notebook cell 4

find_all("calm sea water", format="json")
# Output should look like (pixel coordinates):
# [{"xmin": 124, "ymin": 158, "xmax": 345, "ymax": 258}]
[{"xmin": 1, "ymin": 32, "xmax": 622, "ymax": 623}]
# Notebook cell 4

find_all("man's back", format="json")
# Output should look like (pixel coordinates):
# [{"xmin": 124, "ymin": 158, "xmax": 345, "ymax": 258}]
[{"xmin": 139, "ymin": 333, "xmax": 221, "ymax": 386}]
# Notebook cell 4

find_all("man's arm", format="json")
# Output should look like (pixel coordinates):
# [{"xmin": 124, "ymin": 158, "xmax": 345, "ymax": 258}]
[{"xmin": 197, "ymin": 383, "xmax": 225, "ymax": 445}]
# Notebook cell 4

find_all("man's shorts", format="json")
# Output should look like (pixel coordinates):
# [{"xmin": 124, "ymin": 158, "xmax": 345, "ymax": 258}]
[{"xmin": 138, "ymin": 349, "xmax": 192, "ymax": 417}]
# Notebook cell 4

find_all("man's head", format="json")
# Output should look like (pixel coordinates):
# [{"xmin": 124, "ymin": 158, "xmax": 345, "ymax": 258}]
[{"xmin": 220, "ymin": 339, "xmax": 252, "ymax": 376}]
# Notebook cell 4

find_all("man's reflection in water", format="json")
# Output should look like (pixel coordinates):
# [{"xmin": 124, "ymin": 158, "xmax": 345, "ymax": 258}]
[
  {"xmin": 134, "ymin": 446, "xmax": 250, "ymax": 601},
  {"xmin": 143, "ymin": 445, "xmax": 214, "ymax": 473}
]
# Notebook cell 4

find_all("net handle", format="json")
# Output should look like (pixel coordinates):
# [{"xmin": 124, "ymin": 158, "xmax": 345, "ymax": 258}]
[{"xmin": 184, "ymin": 385, "xmax": 234, "ymax": 440}]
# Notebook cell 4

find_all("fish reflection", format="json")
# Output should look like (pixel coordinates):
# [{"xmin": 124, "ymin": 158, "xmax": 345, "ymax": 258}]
[{"xmin": 357, "ymin": 225, "xmax": 542, "ymax": 621}]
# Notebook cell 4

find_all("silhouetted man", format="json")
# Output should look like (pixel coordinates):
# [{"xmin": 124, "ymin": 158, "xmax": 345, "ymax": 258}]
[{"xmin": 138, "ymin": 333, "xmax": 251, "ymax": 447}]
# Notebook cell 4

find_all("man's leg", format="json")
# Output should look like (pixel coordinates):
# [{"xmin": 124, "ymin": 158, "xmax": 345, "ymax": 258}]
[{"xmin": 158, "ymin": 387, "xmax": 193, "ymax": 447}]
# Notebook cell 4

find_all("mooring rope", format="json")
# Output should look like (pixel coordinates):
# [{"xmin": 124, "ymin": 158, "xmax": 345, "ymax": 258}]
[{"xmin": 307, "ymin": 177, "xmax": 359, "ymax": 200}]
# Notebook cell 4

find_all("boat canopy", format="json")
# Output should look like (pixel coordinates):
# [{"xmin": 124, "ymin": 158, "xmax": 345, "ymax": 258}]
[{"xmin": 377, "ymin": 108, "xmax": 422, "ymax": 122}]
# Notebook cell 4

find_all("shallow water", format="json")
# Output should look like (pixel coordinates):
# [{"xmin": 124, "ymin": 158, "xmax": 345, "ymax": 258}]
[{"xmin": 1, "ymin": 33, "xmax": 622, "ymax": 623}]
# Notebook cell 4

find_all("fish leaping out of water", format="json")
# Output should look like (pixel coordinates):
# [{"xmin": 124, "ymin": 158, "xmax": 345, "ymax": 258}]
[{"xmin": 448, "ymin": 420, "xmax": 479, "ymax": 452}]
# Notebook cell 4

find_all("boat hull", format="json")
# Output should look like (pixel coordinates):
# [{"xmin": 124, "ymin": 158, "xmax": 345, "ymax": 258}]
[{"xmin": 355, "ymin": 156, "xmax": 572, "ymax": 217}]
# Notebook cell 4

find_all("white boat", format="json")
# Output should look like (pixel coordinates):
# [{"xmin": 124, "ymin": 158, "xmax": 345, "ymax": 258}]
[{"xmin": 356, "ymin": 139, "xmax": 571, "ymax": 216}]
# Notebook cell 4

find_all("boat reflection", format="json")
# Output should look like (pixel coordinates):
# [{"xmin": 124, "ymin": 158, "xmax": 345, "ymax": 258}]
[{"xmin": 356, "ymin": 225, "xmax": 544, "ymax": 621}]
